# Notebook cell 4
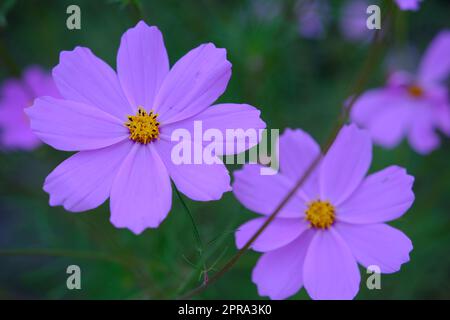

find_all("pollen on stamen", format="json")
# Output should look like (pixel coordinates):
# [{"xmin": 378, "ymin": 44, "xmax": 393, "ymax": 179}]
[
  {"xmin": 305, "ymin": 200, "xmax": 336, "ymax": 229},
  {"xmin": 125, "ymin": 107, "xmax": 160, "ymax": 144},
  {"xmin": 408, "ymin": 85, "xmax": 424, "ymax": 98}
]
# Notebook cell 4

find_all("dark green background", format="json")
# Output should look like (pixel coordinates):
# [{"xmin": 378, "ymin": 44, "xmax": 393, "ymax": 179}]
[{"xmin": 1, "ymin": 0, "xmax": 449, "ymax": 299}]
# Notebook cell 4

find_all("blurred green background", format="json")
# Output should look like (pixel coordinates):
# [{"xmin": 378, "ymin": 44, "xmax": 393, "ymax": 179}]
[{"xmin": 1, "ymin": 0, "xmax": 450, "ymax": 299}]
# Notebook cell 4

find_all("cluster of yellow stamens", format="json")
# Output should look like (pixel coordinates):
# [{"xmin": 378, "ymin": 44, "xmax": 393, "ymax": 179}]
[
  {"xmin": 125, "ymin": 107, "xmax": 160, "ymax": 144},
  {"xmin": 305, "ymin": 200, "xmax": 336, "ymax": 229},
  {"xmin": 408, "ymin": 85, "xmax": 424, "ymax": 98}
]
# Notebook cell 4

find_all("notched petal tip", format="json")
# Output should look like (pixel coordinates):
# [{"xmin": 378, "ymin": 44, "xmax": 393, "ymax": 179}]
[
  {"xmin": 128, "ymin": 20, "xmax": 163, "ymax": 35},
  {"xmin": 109, "ymin": 216, "xmax": 163, "ymax": 235},
  {"xmin": 57, "ymin": 46, "xmax": 90, "ymax": 62},
  {"xmin": 344, "ymin": 123, "xmax": 372, "ymax": 140}
]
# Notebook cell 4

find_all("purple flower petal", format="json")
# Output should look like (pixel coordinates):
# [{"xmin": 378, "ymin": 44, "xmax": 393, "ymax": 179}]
[
  {"xmin": 338, "ymin": 166, "xmax": 415, "ymax": 224},
  {"xmin": 418, "ymin": 30, "xmax": 450, "ymax": 84},
  {"xmin": 233, "ymin": 164, "xmax": 307, "ymax": 218},
  {"xmin": 303, "ymin": 229, "xmax": 360, "ymax": 300},
  {"xmin": 407, "ymin": 105, "xmax": 441, "ymax": 154},
  {"xmin": 395, "ymin": 0, "xmax": 421, "ymax": 11},
  {"xmin": 110, "ymin": 144, "xmax": 172, "ymax": 234},
  {"xmin": 235, "ymin": 217, "xmax": 310, "ymax": 252},
  {"xmin": 23, "ymin": 66, "xmax": 60, "ymax": 98},
  {"xmin": 366, "ymin": 103, "xmax": 411, "ymax": 148},
  {"xmin": 0, "ymin": 81, "xmax": 39, "ymax": 150},
  {"xmin": 44, "ymin": 140, "xmax": 133, "ymax": 212},
  {"xmin": 279, "ymin": 129, "xmax": 320, "ymax": 181},
  {"xmin": 252, "ymin": 231, "xmax": 314, "ymax": 300},
  {"xmin": 53, "ymin": 47, "xmax": 132, "ymax": 119},
  {"xmin": 351, "ymin": 88, "xmax": 411, "ymax": 148},
  {"xmin": 154, "ymin": 43, "xmax": 231, "ymax": 124},
  {"xmin": 296, "ymin": 0, "xmax": 329, "ymax": 40},
  {"xmin": 351, "ymin": 88, "xmax": 397, "ymax": 126},
  {"xmin": 0, "ymin": 66, "xmax": 59, "ymax": 151},
  {"xmin": 319, "ymin": 124, "xmax": 372, "ymax": 205},
  {"xmin": 339, "ymin": 0, "xmax": 372, "ymax": 42},
  {"xmin": 161, "ymin": 103, "xmax": 265, "ymax": 155},
  {"xmin": 154, "ymin": 139, "xmax": 231, "ymax": 201},
  {"xmin": 26, "ymin": 97, "xmax": 129, "ymax": 151},
  {"xmin": 117, "ymin": 21, "xmax": 169, "ymax": 111},
  {"xmin": 335, "ymin": 222, "xmax": 413, "ymax": 273},
  {"xmin": 0, "ymin": 128, "xmax": 41, "ymax": 150},
  {"xmin": 434, "ymin": 99, "xmax": 450, "ymax": 136},
  {"xmin": 278, "ymin": 128, "xmax": 321, "ymax": 201}
]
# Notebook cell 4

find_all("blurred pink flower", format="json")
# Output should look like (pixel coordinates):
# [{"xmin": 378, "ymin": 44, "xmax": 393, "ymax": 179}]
[
  {"xmin": 395, "ymin": 0, "xmax": 422, "ymax": 11},
  {"xmin": 296, "ymin": 0, "xmax": 330, "ymax": 39},
  {"xmin": 233, "ymin": 125, "xmax": 414, "ymax": 300},
  {"xmin": 352, "ymin": 30, "xmax": 450, "ymax": 154},
  {"xmin": 339, "ymin": 0, "xmax": 374, "ymax": 42},
  {"xmin": 26, "ymin": 21, "xmax": 265, "ymax": 234},
  {"xmin": 0, "ymin": 66, "xmax": 59, "ymax": 150}
]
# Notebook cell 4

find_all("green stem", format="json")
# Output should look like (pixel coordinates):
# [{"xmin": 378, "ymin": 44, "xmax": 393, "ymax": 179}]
[
  {"xmin": 174, "ymin": 185, "xmax": 209, "ymax": 285},
  {"xmin": 174, "ymin": 186, "xmax": 203, "ymax": 251},
  {"xmin": 178, "ymin": 1, "xmax": 394, "ymax": 300}
]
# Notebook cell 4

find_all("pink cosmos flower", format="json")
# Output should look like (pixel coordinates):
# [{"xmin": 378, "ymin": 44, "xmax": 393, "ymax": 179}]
[
  {"xmin": 0, "ymin": 66, "xmax": 59, "ymax": 150},
  {"xmin": 25, "ymin": 21, "xmax": 265, "ymax": 234},
  {"xmin": 296, "ymin": 0, "xmax": 330, "ymax": 39},
  {"xmin": 395, "ymin": 0, "xmax": 422, "ymax": 11},
  {"xmin": 339, "ymin": 0, "xmax": 373, "ymax": 42},
  {"xmin": 233, "ymin": 125, "xmax": 414, "ymax": 300},
  {"xmin": 351, "ymin": 30, "xmax": 450, "ymax": 154}
]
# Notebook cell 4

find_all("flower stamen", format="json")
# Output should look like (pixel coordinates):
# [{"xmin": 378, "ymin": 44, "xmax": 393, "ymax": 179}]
[
  {"xmin": 305, "ymin": 200, "xmax": 335, "ymax": 229},
  {"xmin": 125, "ymin": 107, "xmax": 160, "ymax": 144},
  {"xmin": 408, "ymin": 85, "xmax": 424, "ymax": 98}
]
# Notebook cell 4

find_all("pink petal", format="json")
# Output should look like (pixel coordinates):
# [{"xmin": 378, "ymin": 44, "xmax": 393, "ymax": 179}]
[
  {"xmin": 0, "ymin": 67, "xmax": 60, "ymax": 151},
  {"xmin": 53, "ymin": 47, "xmax": 132, "ymax": 119},
  {"xmin": 387, "ymin": 71, "xmax": 415, "ymax": 88},
  {"xmin": 351, "ymin": 88, "xmax": 411, "ymax": 148},
  {"xmin": 0, "ymin": 81, "xmax": 40, "ymax": 150},
  {"xmin": 26, "ymin": 97, "xmax": 129, "ymax": 151},
  {"xmin": 252, "ymin": 231, "xmax": 314, "ymax": 300},
  {"xmin": 303, "ymin": 229, "xmax": 360, "ymax": 300},
  {"xmin": 435, "ymin": 102, "xmax": 450, "ymax": 136},
  {"xmin": 0, "ymin": 80, "xmax": 32, "ymax": 127},
  {"xmin": 418, "ymin": 30, "xmax": 450, "ymax": 84},
  {"xmin": 110, "ymin": 144, "xmax": 172, "ymax": 234},
  {"xmin": 0, "ymin": 127, "xmax": 41, "ymax": 151},
  {"xmin": 365, "ymin": 103, "xmax": 411, "ymax": 149},
  {"xmin": 160, "ymin": 103, "xmax": 266, "ymax": 155},
  {"xmin": 235, "ymin": 217, "xmax": 309, "ymax": 252},
  {"xmin": 278, "ymin": 128, "xmax": 321, "ymax": 201},
  {"xmin": 319, "ymin": 124, "xmax": 372, "ymax": 205},
  {"xmin": 338, "ymin": 166, "xmax": 415, "ymax": 224},
  {"xmin": 394, "ymin": 0, "xmax": 421, "ymax": 11},
  {"xmin": 23, "ymin": 66, "xmax": 60, "ymax": 98},
  {"xmin": 279, "ymin": 128, "xmax": 320, "ymax": 180},
  {"xmin": 351, "ymin": 88, "xmax": 394, "ymax": 127},
  {"xmin": 335, "ymin": 222, "xmax": 413, "ymax": 273},
  {"xmin": 233, "ymin": 164, "xmax": 307, "ymax": 218},
  {"xmin": 44, "ymin": 140, "xmax": 133, "ymax": 212},
  {"xmin": 117, "ymin": 21, "xmax": 169, "ymax": 111},
  {"xmin": 154, "ymin": 139, "xmax": 231, "ymax": 201},
  {"xmin": 154, "ymin": 43, "xmax": 231, "ymax": 124},
  {"xmin": 407, "ymin": 105, "xmax": 440, "ymax": 154}
]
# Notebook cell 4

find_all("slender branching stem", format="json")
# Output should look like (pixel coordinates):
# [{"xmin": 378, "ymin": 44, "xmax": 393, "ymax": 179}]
[{"xmin": 178, "ymin": 1, "xmax": 394, "ymax": 299}]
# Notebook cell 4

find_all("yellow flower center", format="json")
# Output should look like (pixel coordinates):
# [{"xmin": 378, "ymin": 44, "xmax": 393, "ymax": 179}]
[
  {"xmin": 305, "ymin": 200, "xmax": 336, "ymax": 229},
  {"xmin": 408, "ymin": 85, "xmax": 424, "ymax": 98},
  {"xmin": 125, "ymin": 107, "xmax": 160, "ymax": 144}
]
